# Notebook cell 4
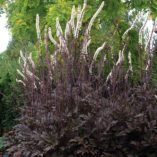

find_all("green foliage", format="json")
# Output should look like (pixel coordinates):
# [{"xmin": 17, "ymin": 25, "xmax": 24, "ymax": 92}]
[
  {"xmin": 3, "ymin": 0, "xmax": 156, "ymax": 60},
  {"xmin": 46, "ymin": 0, "xmax": 71, "ymax": 31},
  {"xmin": 0, "ymin": 54, "xmax": 23, "ymax": 135},
  {"xmin": 4, "ymin": 0, "xmax": 47, "ymax": 58},
  {"xmin": 127, "ymin": 29, "xmax": 145, "ymax": 83},
  {"xmin": 0, "ymin": 136, "xmax": 5, "ymax": 151}
]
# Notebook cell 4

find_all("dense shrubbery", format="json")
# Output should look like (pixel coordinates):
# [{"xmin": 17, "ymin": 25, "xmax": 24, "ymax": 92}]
[
  {"xmin": 5, "ymin": 1, "xmax": 157, "ymax": 157},
  {"xmin": 0, "ymin": 54, "xmax": 23, "ymax": 136},
  {"xmin": 6, "ymin": 83, "xmax": 157, "ymax": 157}
]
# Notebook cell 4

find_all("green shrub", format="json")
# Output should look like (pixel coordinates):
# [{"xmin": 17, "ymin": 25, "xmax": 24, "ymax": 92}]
[
  {"xmin": 0, "ymin": 54, "xmax": 24, "ymax": 135},
  {"xmin": 0, "ymin": 137, "xmax": 5, "ymax": 151}
]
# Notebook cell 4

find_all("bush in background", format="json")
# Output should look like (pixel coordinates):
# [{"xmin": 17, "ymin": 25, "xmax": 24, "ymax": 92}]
[{"xmin": 0, "ymin": 54, "xmax": 23, "ymax": 136}]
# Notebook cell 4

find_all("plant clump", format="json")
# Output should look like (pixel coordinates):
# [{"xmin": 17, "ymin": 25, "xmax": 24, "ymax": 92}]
[{"xmin": 5, "ymin": 1, "xmax": 157, "ymax": 157}]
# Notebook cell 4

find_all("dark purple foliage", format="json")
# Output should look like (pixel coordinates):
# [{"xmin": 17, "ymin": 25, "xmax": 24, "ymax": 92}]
[{"xmin": 5, "ymin": 2, "xmax": 157, "ymax": 157}]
